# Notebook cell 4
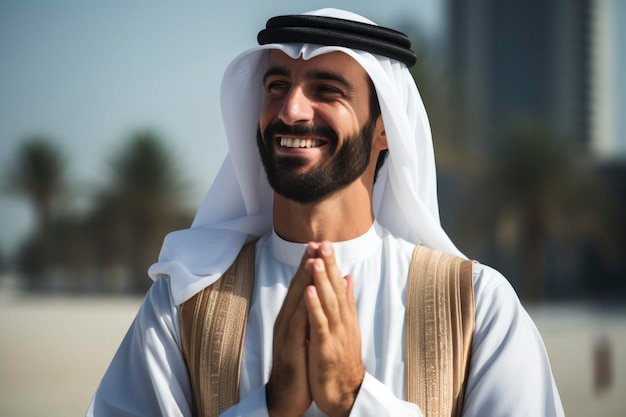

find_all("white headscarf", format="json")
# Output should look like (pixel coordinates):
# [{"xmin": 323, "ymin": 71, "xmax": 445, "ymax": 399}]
[{"xmin": 148, "ymin": 8, "xmax": 465, "ymax": 305}]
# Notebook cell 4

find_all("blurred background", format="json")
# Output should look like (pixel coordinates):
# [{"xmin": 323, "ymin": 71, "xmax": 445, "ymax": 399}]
[{"xmin": 0, "ymin": 0, "xmax": 624, "ymax": 416}]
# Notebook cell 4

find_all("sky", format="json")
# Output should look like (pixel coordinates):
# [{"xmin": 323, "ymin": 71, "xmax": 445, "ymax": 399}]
[{"xmin": 0, "ymin": 0, "xmax": 445, "ymax": 257}]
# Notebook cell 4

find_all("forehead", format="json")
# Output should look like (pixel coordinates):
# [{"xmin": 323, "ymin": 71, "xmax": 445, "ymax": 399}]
[{"xmin": 266, "ymin": 50, "xmax": 369, "ymax": 84}]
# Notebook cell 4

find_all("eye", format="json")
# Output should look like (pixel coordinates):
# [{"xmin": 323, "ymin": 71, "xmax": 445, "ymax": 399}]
[
  {"xmin": 316, "ymin": 85, "xmax": 343, "ymax": 99},
  {"xmin": 265, "ymin": 80, "xmax": 289, "ymax": 95}
]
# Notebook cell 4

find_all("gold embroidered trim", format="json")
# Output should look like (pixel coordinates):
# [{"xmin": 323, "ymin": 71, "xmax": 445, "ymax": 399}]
[
  {"xmin": 179, "ymin": 241, "xmax": 256, "ymax": 417},
  {"xmin": 406, "ymin": 245, "xmax": 476, "ymax": 417},
  {"xmin": 180, "ymin": 242, "xmax": 474, "ymax": 417}
]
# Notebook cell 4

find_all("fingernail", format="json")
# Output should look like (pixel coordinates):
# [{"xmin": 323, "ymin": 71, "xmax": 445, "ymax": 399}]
[
  {"xmin": 306, "ymin": 242, "xmax": 319, "ymax": 256},
  {"xmin": 321, "ymin": 241, "xmax": 332, "ymax": 256}
]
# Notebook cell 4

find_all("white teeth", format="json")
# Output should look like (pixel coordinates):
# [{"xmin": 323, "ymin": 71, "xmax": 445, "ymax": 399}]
[{"xmin": 279, "ymin": 138, "xmax": 320, "ymax": 148}]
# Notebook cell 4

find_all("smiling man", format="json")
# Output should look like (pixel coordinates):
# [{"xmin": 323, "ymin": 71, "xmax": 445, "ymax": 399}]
[
  {"xmin": 258, "ymin": 50, "xmax": 386, "ymax": 233},
  {"xmin": 87, "ymin": 8, "xmax": 565, "ymax": 417}
]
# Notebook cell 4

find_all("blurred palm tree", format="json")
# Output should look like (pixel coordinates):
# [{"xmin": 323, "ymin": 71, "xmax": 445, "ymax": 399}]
[
  {"xmin": 7, "ymin": 137, "xmax": 66, "ymax": 236},
  {"xmin": 407, "ymin": 39, "xmax": 485, "ymax": 248},
  {"xmin": 6, "ymin": 137, "xmax": 66, "ymax": 289},
  {"xmin": 409, "ymin": 44, "xmax": 474, "ymax": 169},
  {"xmin": 87, "ymin": 130, "xmax": 192, "ymax": 292},
  {"xmin": 462, "ymin": 121, "xmax": 617, "ymax": 302}
]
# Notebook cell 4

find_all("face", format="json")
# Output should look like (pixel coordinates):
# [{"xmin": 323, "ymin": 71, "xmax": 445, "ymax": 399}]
[{"xmin": 257, "ymin": 50, "xmax": 380, "ymax": 204}]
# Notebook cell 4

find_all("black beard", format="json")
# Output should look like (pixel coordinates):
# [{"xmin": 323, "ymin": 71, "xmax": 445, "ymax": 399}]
[{"xmin": 256, "ymin": 119, "xmax": 375, "ymax": 204}]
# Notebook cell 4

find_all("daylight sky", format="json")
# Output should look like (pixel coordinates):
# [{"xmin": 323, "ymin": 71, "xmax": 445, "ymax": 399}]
[{"xmin": 0, "ymin": 0, "xmax": 445, "ymax": 256}]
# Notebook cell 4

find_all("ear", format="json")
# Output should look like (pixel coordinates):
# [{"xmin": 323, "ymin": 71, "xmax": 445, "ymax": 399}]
[{"xmin": 372, "ymin": 115, "xmax": 388, "ymax": 151}]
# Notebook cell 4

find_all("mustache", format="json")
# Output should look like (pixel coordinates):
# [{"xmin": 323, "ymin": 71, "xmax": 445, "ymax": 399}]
[{"xmin": 261, "ymin": 120, "xmax": 338, "ymax": 144}]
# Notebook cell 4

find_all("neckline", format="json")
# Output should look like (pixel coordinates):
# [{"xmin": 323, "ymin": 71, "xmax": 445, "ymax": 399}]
[{"xmin": 270, "ymin": 221, "xmax": 384, "ymax": 267}]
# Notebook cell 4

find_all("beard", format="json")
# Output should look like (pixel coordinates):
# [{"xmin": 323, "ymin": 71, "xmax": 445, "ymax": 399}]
[{"xmin": 256, "ymin": 119, "xmax": 376, "ymax": 204}]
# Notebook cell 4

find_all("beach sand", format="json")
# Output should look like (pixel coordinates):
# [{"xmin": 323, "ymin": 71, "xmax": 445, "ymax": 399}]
[{"xmin": 1, "ymin": 278, "xmax": 624, "ymax": 417}]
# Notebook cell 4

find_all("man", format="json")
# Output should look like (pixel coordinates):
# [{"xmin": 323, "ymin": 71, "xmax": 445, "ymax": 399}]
[{"xmin": 87, "ymin": 8, "xmax": 565, "ymax": 417}]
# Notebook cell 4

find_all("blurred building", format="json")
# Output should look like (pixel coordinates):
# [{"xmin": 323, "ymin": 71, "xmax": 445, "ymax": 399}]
[
  {"xmin": 447, "ymin": 0, "xmax": 592, "ymax": 148},
  {"xmin": 443, "ymin": 0, "xmax": 626, "ymax": 300},
  {"xmin": 591, "ymin": 0, "xmax": 626, "ymax": 159},
  {"xmin": 446, "ymin": 0, "xmax": 625, "ymax": 162},
  {"xmin": 586, "ymin": 0, "xmax": 626, "ymax": 300}
]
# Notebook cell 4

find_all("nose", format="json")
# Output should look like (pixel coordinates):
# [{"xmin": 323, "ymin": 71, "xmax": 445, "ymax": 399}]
[{"xmin": 278, "ymin": 86, "xmax": 314, "ymax": 125}]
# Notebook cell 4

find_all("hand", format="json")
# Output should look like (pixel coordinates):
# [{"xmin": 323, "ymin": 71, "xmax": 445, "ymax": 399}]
[
  {"xmin": 266, "ymin": 243, "xmax": 317, "ymax": 417},
  {"xmin": 305, "ymin": 241, "xmax": 365, "ymax": 417}
]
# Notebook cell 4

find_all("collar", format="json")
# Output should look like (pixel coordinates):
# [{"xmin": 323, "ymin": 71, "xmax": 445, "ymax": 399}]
[{"xmin": 270, "ymin": 221, "xmax": 385, "ymax": 267}]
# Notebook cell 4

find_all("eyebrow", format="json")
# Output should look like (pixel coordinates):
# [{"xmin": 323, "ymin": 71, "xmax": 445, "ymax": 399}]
[
  {"xmin": 262, "ymin": 66, "xmax": 355, "ymax": 90},
  {"xmin": 263, "ymin": 67, "xmax": 289, "ymax": 85},
  {"xmin": 307, "ymin": 70, "xmax": 353, "ymax": 90}
]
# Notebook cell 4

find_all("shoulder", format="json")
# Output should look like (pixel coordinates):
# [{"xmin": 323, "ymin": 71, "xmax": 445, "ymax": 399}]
[
  {"xmin": 462, "ymin": 263, "xmax": 565, "ymax": 415},
  {"xmin": 471, "ymin": 263, "xmax": 524, "ymax": 315},
  {"xmin": 469, "ymin": 263, "xmax": 542, "ymax": 353}
]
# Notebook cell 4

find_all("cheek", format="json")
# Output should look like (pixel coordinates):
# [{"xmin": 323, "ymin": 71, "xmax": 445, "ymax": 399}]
[
  {"xmin": 258, "ymin": 103, "xmax": 275, "ymax": 134},
  {"xmin": 259, "ymin": 96, "xmax": 288, "ymax": 129},
  {"xmin": 331, "ymin": 107, "xmax": 363, "ymax": 137}
]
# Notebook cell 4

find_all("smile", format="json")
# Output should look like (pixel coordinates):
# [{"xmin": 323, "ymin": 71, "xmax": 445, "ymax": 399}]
[{"xmin": 279, "ymin": 137, "xmax": 323, "ymax": 148}]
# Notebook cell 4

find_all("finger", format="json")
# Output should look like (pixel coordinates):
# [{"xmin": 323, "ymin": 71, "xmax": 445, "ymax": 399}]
[
  {"xmin": 317, "ymin": 241, "xmax": 353, "ymax": 323},
  {"xmin": 318, "ymin": 241, "xmax": 347, "ymax": 303},
  {"xmin": 279, "ymin": 243, "xmax": 319, "ymax": 315},
  {"xmin": 268, "ymin": 293, "xmax": 312, "ymax": 417},
  {"xmin": 309, "ymin": 258, "xmax": 342, "ymax": 330},
  {"xmin": 304, "ymin": 284, "xmax": 329, "ymax": 346},
  {"xmin": 274, "ymin": 243, "xmax": 318, "ymax": 341},
  {"xmin": 344, "ymin": 274, "xmax": 358, "ymax": 315},
  {"xmin": 287, "ymin": 295, "xmax": 310, "ymax": 348},
  {"xmin": 273, "ymin": 295, "xmax": 309, "ymax": 381}
]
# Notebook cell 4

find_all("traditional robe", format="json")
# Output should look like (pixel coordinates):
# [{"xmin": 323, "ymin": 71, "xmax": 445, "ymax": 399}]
[
  {"xmin": 88, "ymin": 7, "xmax": 565, "ymax": 417},
  {"xmin": 87, "ymin": 222, "xmax": 564, "ymax": 417}
]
